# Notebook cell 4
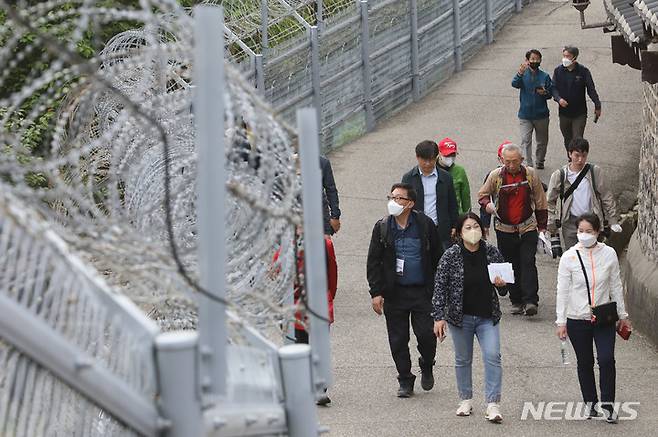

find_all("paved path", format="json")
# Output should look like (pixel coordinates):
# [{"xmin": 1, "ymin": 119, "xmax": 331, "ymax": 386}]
[{"xmin": 318, "ymin": 1, "xmax": 658, "ymax": 435}]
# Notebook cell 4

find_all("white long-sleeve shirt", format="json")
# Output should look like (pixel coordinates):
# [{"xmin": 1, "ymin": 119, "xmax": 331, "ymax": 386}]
[{"xmin": 556, "ymin": 242, "xmax": 628, "ymax": 326}]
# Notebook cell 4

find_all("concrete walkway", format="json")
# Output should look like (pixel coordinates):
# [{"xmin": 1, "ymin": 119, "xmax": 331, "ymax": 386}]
[{"xmin": 318, "ymin": 1, "xmax": 658, "ymax": 435}]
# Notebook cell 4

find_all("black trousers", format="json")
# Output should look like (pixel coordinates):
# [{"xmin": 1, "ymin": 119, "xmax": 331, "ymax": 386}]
[
  {"xmin": 384, "ymin": 285, "xmax": 436, "ymax": 383},
  {"xmin": 567, "ymin": 318, "xmax": 616, "ymax": 405},
  {"xmin": 295, "ymin": 328, "xmax": 309, "ymax": 344},
  {"xmin": 496, "ymin": 229, "xmax": 539, "ymax": 306}
]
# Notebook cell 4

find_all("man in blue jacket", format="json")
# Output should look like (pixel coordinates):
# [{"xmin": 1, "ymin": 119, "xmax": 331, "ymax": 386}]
[{"xmin": 512, "ymin": 49, "xmax": 555, "ymax": 169}]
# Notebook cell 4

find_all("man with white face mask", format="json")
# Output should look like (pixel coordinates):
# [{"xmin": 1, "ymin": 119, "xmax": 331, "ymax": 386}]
[
  {"xmin": 552, "ymin": 46, "xmax": 602, "ymax": 154},
  {"xmin": 367, "ymin": 183, "xmax": 441, "ymax": 398}
]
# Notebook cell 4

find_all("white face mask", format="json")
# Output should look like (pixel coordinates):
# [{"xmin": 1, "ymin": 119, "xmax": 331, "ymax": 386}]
[
  {"xmin": 387, "ymin": 200, "xmax": 405, "ymax": 217},
  {"xmin": 442, "ymin": 156, "xmax": 455, "ymax": 167},
  {"xmin": 562, "ymin": 57, "xmax": 573, "ymax": 68},
  {"xmin": 462, "ymin": 228, "xmax": 482, "ymax": 245},
  {"xmin": 577, "ymin": 232, "xmax": 597, "ymax": 248}
]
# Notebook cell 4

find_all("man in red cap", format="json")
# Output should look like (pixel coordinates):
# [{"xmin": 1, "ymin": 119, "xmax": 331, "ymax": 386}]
[{"xmin": 437, "ymin": 137, "xmax": 471, "ymax": 215}]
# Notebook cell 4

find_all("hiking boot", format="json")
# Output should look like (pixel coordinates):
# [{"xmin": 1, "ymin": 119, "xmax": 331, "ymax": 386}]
[
  {"xmin": 511, "ymin": 303, "xmax": 525, "ymax": 315},
  {"xmin": 419, "ymin": 358, "xmax": 435, "ymax": 391},
  {"xmin": 456, "ymin": 399, "xmax": 473, "ymax": 416},
  {"xmin": 397, "ymin": 378, "xmax": 415, "ymax": 398},
  {"xmin": 524, "ymin": 303, "xmax": 538, "ymax": 316},
  {"xmin": 485, "ymin": 403, "xmax": 503, "ymax": 423}
]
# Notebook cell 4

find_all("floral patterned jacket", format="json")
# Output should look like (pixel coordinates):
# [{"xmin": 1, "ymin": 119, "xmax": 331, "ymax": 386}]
[{"xmin": 432, "ymin": 241, "xmax": 507, "ymax": 326}]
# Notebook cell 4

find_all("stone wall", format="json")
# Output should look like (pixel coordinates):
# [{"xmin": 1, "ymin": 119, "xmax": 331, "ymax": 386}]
[
  {"xmin": 623, "ymin": 82, "xmax": 658, "ymax": 346},
  {"xmin": 638, "ymin": 84, "xmax": 658, "ymax": 261}
]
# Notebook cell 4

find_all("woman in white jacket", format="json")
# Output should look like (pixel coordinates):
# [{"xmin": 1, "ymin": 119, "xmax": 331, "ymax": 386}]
[{"xmin": 555, "ymin": 213, "xmax": 632, "ymax": 423}]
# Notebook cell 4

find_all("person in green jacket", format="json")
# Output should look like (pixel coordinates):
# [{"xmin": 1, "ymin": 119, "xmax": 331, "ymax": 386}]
[{"xmin": 437, "ymin": 137, "xmax": 471, "ymax": 215}]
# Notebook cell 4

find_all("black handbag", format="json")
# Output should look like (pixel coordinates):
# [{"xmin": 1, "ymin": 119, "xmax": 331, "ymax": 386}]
[{"xmin": 576, "ymin": 250, "xmax": 618, "ymax": 326}]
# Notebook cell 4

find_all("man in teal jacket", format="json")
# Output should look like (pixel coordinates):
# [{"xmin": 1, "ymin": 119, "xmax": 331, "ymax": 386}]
[
  {"xmin": 512, "ymin": 49, "xmax": 555, "ymax": 169},
  {"xmin": 437, "ymin": 137, "xmax": 471, "ymax": 215}
]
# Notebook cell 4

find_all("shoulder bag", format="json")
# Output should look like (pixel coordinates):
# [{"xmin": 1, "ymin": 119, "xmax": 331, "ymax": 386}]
[{"xmin": 575, "ymin": 249, "xmax": 618, "ymax": 326}]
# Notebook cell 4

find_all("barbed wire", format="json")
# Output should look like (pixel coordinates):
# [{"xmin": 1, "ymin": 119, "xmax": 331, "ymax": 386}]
[{"xmin": 0, "ymin": 0, "xmax": 329, "ymax": 337}]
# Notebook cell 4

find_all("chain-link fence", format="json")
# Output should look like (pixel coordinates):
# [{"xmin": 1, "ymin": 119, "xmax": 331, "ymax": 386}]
[{"xmin": 227, "ymin": 0, "xmax": 532, "ymax": 150}]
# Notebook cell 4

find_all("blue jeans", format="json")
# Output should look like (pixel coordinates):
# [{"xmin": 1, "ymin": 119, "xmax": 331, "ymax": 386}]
[{"xmin": 449, "ymin": 315, "xmax": 502, "ymax": 403}]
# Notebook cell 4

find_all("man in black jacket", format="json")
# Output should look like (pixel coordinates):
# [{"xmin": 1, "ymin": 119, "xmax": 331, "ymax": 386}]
[
  {"xmin": 320, "ymin": 156, "xmax": 341, "ymax": 236},
  {"xmin": 402, "ymin": 140, "xmax": 459, "ymax": 249},
  {"xmin": 552, "ymin": 46, "xmax": 602, "ymax": 153},
  {"xmin": 367, "ymin": 183, "xmax": 441, "ymax": 398}
]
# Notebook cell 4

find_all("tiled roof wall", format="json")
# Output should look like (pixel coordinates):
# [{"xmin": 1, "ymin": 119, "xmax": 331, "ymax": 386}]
[{"xmin": 604, "ymin": 0, "xmax": 646, "ymax": 44}]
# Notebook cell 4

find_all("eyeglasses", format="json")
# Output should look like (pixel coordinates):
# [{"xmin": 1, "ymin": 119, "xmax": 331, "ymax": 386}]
[{"xmin": 387, "ymin": 195, "xmax": 410, "ymax": 202}]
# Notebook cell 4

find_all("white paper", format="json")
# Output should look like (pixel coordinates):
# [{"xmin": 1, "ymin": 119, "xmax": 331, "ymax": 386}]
[
  {"xmin": 488, "ymin": 262, "xmax": 515, "ymax": 284},
  {"xmin": 396, "ymin": 258, "xmax": 404, "ymax": 276},
  {"xmin": 537, "ymin": 232, "xmax": 552, "ymax": 256}
]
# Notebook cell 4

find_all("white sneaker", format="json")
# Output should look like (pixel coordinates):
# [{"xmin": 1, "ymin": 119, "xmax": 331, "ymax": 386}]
[
  {"xmin": 456, "ymin": 399, "xmax": 473, "ymax": 416},
  {"xmin": 485, "ymin": 402, "xmax": 503, "ymax": 423}
]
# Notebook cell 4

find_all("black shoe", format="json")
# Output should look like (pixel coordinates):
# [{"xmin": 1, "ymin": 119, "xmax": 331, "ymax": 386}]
[
  {"xmin": 397, "ymin": 379, "xmax": 415, "ymax": 398},
  {"xmin": 601, "ymin": 406, "xmax": 618, "ymax": 423},
  {"xmin": 536, "ymin": 163, "xmax": 545, "ymax": 169},
  {"xmin": 419, "ymin": 358, "xmax": 435, "ymax": 391},
  {"xmin": 316, "ymin": 394, "xmax": 331, "ymax": 406},
  {"xmin": 524, "ymin": 303, "xmax": 538, "ymax": 316},
  {"xmin": 585, "ymin": 404, "xmax": 602, "ymax": 419}
]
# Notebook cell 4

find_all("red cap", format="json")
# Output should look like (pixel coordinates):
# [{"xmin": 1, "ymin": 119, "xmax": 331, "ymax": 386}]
[
  {"xmin": 438, "ymin": 137, "xmax": 458, "ymax": 156},
  {"xmin": 498, "ymin": 140, "xmax": 512, "ymax": 158}
]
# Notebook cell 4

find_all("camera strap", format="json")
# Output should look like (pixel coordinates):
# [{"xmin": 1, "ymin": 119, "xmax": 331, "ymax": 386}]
[
  {"xmin": 589, "ymin": 164, "xmax": 606, "ymax": 225},
  {"xmin": 560, "ymin": 163, "xmax": 590, "ymax": 201}
]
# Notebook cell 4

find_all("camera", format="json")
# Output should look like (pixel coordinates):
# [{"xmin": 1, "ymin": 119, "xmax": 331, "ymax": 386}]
[{"xmin": 550, "ymin": 234, "xmax": 563, "ymax": 258}]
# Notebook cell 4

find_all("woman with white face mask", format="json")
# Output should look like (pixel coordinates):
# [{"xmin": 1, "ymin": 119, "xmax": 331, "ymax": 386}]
[
  {"xmin": 555, "ymin": 213, "xmax": 631, "ymax": 423},
  {"xmin": 432, "ymin": 212, "xmax": 508, "ymax": 422}
]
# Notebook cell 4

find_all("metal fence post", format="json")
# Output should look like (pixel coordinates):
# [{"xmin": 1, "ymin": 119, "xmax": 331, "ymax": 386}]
[
  {"xmin": 317, "ymin": 0, "xmax": 324, "ymax": 31},
  {"xmin": 193, "ymin": 4, "xmax": 228, "ymax": 399},
  {"xmin": 255, "ymin": 54, "xmax": 265, "ymax": 94},
  {"xmin": 409, "ymin": 0, "xmax": 420, "ymax": 101},
  {"xmin": 297, "ymin": 108, "xmax": 332, "ymax": 397},
  {"xmin": 360, "ymin": 0, "xmax": 374, "ymax": 131},
  {"xmin": 515, "ymin": 0, "xmax": 522, "ymax": 13},
  {"xmin": 485, "ymin": 0, "xmax": 493, "ymax": 44},
  {"xmin": 261, "ymin": 0, "xmax": 269, "ymax": 61},
  {"xmin": 452, "ymin": 0, "xmax": 463, "ymax": 72},
  {"xmin": 309, "ymin": 27, "xmax": 322, "ymax": 134},
  {"xmin": 279, "ymin": 344, "xmax": 319, "ymax": 436},
  {"xmin": 156, "ymin": 332, "xmax": 203, "ymax": 437}
]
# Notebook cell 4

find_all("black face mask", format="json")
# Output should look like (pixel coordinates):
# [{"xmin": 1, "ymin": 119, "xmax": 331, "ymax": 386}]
[{"xmin": 529, "ymin": 62, "xmax": 541, "ymax": 70}]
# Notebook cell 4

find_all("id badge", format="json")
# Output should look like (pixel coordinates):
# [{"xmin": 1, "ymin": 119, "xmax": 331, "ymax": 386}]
[{"xmin": 396, "ymin": 258, "xmax": 404, "ymax": 276}]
